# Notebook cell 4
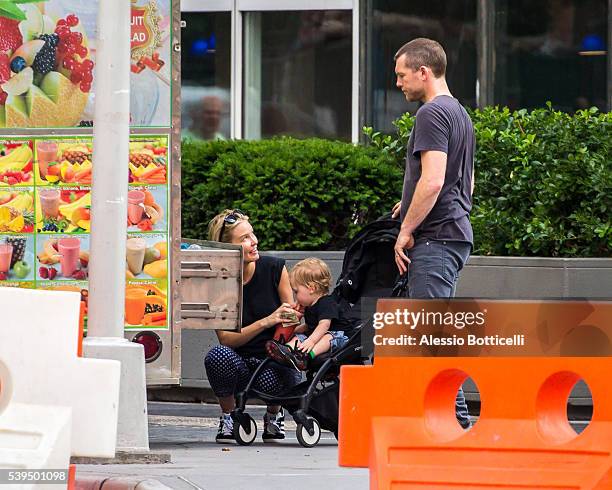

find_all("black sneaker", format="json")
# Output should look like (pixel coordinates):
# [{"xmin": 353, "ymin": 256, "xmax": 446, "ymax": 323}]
[
  {"xmin": 262, "ymin": 409, "xmax": 285, "ymax": 441},
  {"xmin": 265, "ymin": 340, "xmax": 309, "ymax": 371},
  {"xmin": 215, "ymin": 414, "xmax": 234, "ymax": 443}
]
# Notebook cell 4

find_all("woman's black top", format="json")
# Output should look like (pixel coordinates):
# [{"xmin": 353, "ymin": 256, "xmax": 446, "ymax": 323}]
[{"xmin": 235, "ymin": 255, "xmax": 285, "ymax": 359}]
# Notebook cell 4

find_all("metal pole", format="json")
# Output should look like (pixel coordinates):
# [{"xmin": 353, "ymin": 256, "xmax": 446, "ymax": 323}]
[{"xmin": 87, "ymin": 0, "xmax": 131, "ymax": 338}]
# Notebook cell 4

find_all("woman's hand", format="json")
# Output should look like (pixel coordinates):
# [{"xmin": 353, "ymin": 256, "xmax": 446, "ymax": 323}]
[
  {"xmin": 290, "ymin": 302, "xmax": 305, "ymax": 320},
  {"xmin": 263, "ymin": 303, "xmax": 299, "ymax": 328}
]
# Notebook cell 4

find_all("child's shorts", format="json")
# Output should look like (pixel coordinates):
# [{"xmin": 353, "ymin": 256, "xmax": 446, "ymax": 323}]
[{"xmin": 295, "ymin": 331, "xmax": 349, "ymax": 351}]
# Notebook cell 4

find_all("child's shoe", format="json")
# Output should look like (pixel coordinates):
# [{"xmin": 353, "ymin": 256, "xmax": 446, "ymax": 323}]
[{"xmin": 266, "ymin": 339, "xmax": 309, "ymax": 371}]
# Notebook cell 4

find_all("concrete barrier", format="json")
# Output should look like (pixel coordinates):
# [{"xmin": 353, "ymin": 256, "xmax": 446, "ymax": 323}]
[
  {"xmin": 177, "ymin": 254, "xmax": 612, "ymax": 394},
  {"xmin": 0, "ymin": 288, "xmax": 121, "ymax": 458}
]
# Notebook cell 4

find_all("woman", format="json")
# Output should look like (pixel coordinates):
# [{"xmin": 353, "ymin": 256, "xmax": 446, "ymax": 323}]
[{"xmin": 204, "ymin": 209, "xmax": 301, "ymax": 443}]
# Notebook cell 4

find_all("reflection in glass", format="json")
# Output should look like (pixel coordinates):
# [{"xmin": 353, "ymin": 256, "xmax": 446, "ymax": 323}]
[
  {"xmin": 181, "ymin": 12, "xmax": 231, "ymax": 140},
  {"xmin": 495, "ymin": 0, "xmax": 608, "ymax": 112},
  {"xmin": 243, "ymin": 11, "xmax": 352, "ymax": 140},
  {"xmin": 367, "ymin": 0, "xmax": 477, "ymax": 133}
]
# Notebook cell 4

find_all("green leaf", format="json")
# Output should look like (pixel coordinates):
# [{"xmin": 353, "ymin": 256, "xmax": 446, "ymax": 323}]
[{"xmin": 0, "ymin": 1, "xmax": 26, "ymax": 20}]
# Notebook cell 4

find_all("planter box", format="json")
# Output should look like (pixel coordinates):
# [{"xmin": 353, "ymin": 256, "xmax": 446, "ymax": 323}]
[{"xmin": 181, "ymin": 253, "xmax": 611, "ymax": 409}]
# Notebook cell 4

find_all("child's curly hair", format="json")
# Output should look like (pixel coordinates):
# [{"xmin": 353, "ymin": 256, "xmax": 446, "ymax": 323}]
[{"xmin": 289, "ymin": 257, "xmax": 332, "ymax": 295}]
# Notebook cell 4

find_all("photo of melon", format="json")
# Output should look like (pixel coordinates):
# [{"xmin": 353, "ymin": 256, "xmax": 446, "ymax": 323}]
[{"xmin": 0, "ymin": 5, "xmax": 94, "ymax": 128}]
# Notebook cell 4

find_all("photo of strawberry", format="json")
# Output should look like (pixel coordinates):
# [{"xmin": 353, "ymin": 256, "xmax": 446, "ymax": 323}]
[{"xmin": 0, "ymin": 16, "xmax": 23, "ymax": 53}]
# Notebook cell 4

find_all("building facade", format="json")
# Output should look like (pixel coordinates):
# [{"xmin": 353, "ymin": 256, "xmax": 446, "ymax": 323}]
[{"xmin": 181, "ymin": 0, "xmax": 610, "ymax": 142}]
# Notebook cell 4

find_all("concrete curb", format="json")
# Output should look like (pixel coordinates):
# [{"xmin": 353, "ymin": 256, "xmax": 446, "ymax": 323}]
[
  {"xmin": 75, "ymin": 475, "xmax": 173, "ymax": 490},
  {"xmin": 71, "ymin": 451, "xmax": 171, "ymax": 465}
]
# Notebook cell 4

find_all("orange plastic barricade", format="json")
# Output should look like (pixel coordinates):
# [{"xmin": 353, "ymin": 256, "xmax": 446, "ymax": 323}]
[
  {"xmin": 338, "ymin": 300, "xmax": 612, "ymax": 489},
  {"xmin": 68, "ymin": 464, "xmax": 76, "ymax": 489},
  {"xmin": 340, "ymin": 358, "xmax": 612, "ymax": 489}
]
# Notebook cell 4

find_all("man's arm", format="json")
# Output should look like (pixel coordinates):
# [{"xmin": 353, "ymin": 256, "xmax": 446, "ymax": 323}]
[
  {"xmin": 400, "ymin": 150, "xmax": 447, "ymax": 235},
  {"xmin": 394, "ymin": 150, "xmax": 447, "ymax": 274}
]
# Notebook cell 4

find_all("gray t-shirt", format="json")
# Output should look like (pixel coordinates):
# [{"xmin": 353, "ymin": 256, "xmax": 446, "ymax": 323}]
[{"xmin": 400, "ymin": 95, "xmax": 474, "ymax": 244}]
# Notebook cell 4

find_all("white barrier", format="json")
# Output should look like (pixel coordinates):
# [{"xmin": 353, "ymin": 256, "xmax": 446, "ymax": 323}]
[{"xmin": 0, "ymin": 288, "xmax": 121, "ymax": 458}]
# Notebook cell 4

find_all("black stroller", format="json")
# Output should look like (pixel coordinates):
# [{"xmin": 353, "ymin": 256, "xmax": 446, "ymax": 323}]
[{"xmin": 231, "ymin": 215, "xmax": 403, "ymax": 447}]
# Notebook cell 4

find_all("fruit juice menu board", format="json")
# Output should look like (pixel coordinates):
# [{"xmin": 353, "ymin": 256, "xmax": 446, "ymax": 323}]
[
  {"xmin": 0, "ymin": 0, "xmax": 171, "ymax": 128},
  {"xmin": 0, "ymin": 135, "xmax": 170, "ymax": 331}
]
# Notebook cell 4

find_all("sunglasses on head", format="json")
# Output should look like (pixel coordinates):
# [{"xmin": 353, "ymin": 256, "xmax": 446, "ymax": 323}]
[{"xmin": 219, "ymin": 209, "xmax": 245, "ymax": 241}]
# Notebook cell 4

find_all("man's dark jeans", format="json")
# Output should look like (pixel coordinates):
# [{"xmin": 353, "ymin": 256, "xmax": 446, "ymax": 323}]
[{"xmin": 404, "ymin": 238, "xmax": 472, "ymax": 428}]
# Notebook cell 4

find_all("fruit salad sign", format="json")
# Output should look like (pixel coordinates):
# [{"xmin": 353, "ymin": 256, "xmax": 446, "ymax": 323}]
[
  {"xmin": 0, "ymin": 135, "xmax": 170, "ymax": 331},
  {"xmin": 0, "ymin": 0, "xmax": 171, "ymax": 128}
]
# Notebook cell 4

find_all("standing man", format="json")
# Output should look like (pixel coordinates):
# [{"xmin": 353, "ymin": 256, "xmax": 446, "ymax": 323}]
[{"xmin": 391, "ymin": 38, "xmax": 475, "ymax": 428}]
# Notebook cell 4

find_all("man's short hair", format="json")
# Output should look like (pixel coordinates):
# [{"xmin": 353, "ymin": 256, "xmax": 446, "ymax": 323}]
[{"xmin": 394, "ymin": 38, "xmax": 447, "ymax": 78}]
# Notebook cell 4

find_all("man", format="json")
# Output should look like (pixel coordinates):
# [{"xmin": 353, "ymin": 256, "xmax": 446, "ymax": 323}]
[
  {"xmin": 183, "ymin": 94, "xmax": 226, "ymax": 141},
  {"xmin": 391, "ymin": 38, "xmax": 475, "ymax": 428}
]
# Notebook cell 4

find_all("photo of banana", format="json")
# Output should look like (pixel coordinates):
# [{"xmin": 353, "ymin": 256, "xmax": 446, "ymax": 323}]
[
  {"xmin": 0, "ymin": 143, "xmax": 34, "ymax": 186},
  {"xmin": 36, "ymin": 188, "xmax": 90, "ymax": 233},
  {"xmin": 0, "ymin": 189, "xmax": 34, "ymax": 233}
]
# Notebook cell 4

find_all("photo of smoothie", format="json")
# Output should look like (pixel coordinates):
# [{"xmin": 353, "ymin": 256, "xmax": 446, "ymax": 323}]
[
  {"xmin": 58, "ymin": 237, "xmax": 81, "ymax": 278},
  {"xmin": 39, "ymin": 189, "xmax": 61, "ymax": 219},
  {"xmin": 127, "ymin": 187, "xmax": 166, "ymax": 232},
  {"xmin": 0, "ymin": 244, "xmax": 13, "ymax": 274},
  {"xmin": 127, "ymin": 190, "xmax": 145, "ymax": 225},
  {"xmin": 126, "ymin": 237, "xmax": 147, "ymax": 275},
  {"xmin": 37, "ymin": 141, "xmax": 59, "ymax": 180}
]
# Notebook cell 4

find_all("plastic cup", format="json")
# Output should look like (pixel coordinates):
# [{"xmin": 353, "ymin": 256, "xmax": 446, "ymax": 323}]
[
  {"xmin": 37, "ymin": 141, "xmax": 58, "ymax": 179},
  {"xmin": 0, "ymin": 244, "xmax": 13, "ymax": 274},
  {"xmin": 39, "ymin": 189, "xmax": 60, "ymax": 218},
  {"xmin": 126, "ymin": 237, "xmax": 146, "ymax": 275},
  {"xmin": 127, "ymin": 190, "xmax": 145, "ymax": 225},
  {"xmin": 274, "ymin": 324, "xmax": 297, "ymax": 344},
  {"xmin": 58, "ymin": 237, "xmax": 81, "ymax": 278}
]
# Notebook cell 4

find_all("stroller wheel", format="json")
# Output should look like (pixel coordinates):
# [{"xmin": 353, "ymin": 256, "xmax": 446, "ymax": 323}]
[
  {"xmin": 233, "ymin": 414, "xmax": 257, "ymax": 446},
  {"xmin": 296, "ymin": 416, "xmax": 321, "ymax": 448}
]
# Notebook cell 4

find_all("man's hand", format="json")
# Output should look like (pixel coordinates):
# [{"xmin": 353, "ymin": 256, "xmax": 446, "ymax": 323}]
[
  {"xmin": 391, "ymin": 200, "xmax": 401, "ymax": 219},
  {"xmin": 394, "ymin": 229, "xmax": 414, "ymax": 275}
]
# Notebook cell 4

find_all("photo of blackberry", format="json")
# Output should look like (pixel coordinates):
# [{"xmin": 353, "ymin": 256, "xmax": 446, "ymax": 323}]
[{"xmin": 33, "ymin": 34, "xmax": 59, "ymax": 75}]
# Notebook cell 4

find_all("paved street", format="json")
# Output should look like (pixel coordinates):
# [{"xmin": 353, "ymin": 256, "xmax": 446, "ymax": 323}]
[{"xmin": 76, "ymin": 402, "xmax": 369, "ymax": 490}]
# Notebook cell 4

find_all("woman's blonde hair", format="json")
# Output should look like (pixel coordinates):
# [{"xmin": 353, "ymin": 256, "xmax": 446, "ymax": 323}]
[
  {"xmin": 289, "ymin": 257, "xmax": 332, "ymax": 295},
  {"xmin": 207, "ymin": 209, "xmax": 250, "ymax": 243}
]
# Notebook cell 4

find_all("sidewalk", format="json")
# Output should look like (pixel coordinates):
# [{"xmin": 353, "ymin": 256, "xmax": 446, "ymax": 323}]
[{"xmin": 75, "ymin": 402, "xmax": 368, "ymax": 490}]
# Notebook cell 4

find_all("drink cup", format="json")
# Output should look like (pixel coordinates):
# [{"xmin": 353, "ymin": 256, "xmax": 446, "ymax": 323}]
[
  {"xmin": 37, "ymin": 141, "xmax": 58, "ymax": 179},
  {"xmin": 39, "ymin": 189, "xmax": 60, "ymax": 219},
  {"xmin": 274, "ymin": 324, "xmax": 297, "ymax": 344},
  {"xmin": 58, "ymin": 237, "xmax": 80, "ymax": 278},
  {"xmin": 125, "ymin": 288, "xmax": 148, "ymax": 325},
  {"xmin": 0, "ymin": 244, "xmax": 13, "ymax": 274},
  {"xmin": 126, "ymin": 237, "xmax": 146, "ymax": 275},
  {"xmin": 127, "ymin": 190, "xmax": 145, "ymax": 225}
]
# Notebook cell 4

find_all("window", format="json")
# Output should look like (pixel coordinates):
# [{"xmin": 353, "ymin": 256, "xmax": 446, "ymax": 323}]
[
  {"xmin": 181, "ymin": 12, "xmax": 232, "ymax": 140},
  {"xmin": 366, "ymin": 0, "xmax": 477, "ymax": 133},
  {"xmin": 494, "ymin": 0, "xmax": 608, "ymax": 111},
  {"xmin": 242, "ymin": 10, "xmax": 353, "ymax": 140}
]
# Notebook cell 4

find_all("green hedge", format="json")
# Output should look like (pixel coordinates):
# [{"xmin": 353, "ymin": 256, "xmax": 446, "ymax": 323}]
[
  {"xmin": 365, "ymin": 105, "xmax": 611, "ymax": 257},
  {"xmin": 181, "ymin": 138, "xmax": 402, "ymax": 250},
  {"xmin": 182, "ymin": 106, "xmax": 611, "ymax": 257}
]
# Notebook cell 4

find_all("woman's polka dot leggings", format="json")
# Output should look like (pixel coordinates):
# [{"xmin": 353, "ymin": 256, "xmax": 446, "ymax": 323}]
[{"xmin": 204, "ymin": 345, "xmax": 301, "ymax": 398}]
